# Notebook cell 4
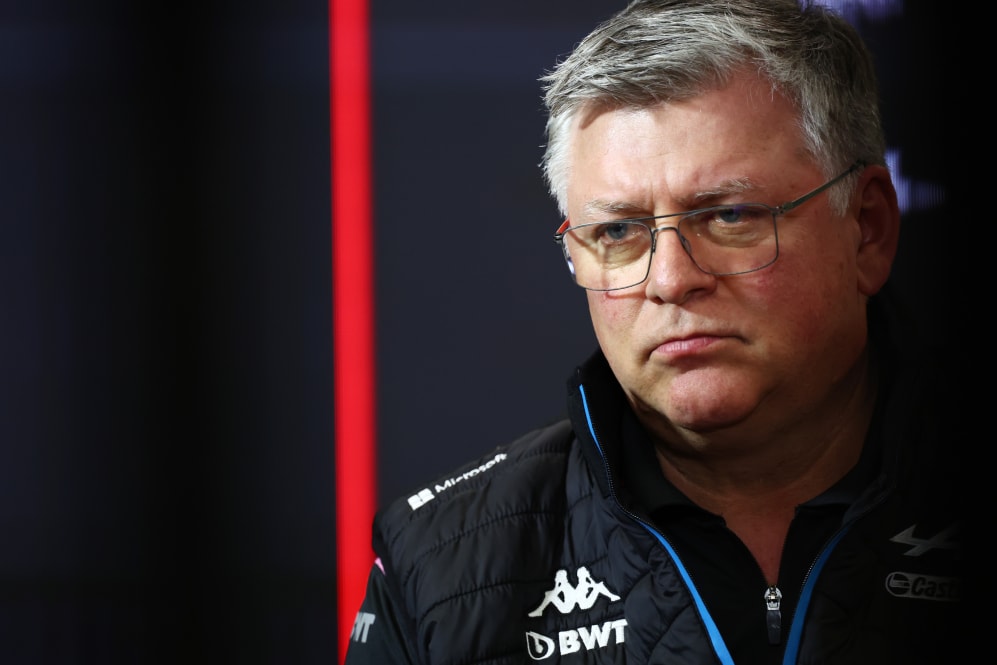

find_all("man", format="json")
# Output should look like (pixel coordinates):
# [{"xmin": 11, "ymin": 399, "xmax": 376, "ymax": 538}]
[{"xmin": 344, "ymin": 1, "xmax": 966, "ymax": 663}]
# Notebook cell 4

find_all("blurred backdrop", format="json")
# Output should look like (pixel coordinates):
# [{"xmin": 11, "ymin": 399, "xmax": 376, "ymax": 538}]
[{"xmin": 0, "ymin": 0, "xmax": 965, "ymax": 663}]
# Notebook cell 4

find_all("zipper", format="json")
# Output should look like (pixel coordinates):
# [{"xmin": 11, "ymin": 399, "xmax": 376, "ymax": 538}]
[
  {"xmin": 761, "ymin": 519, "xmax": 791, "ymax": 647},
  {"xmin": 764, "ymin": 585, "xmax": 783, "ymax": 645}
]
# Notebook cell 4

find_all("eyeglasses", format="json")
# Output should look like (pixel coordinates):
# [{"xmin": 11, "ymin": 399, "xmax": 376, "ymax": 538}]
[{"xmin": 553, "ymin": 162, "xmax": 863, "ymax": 291}]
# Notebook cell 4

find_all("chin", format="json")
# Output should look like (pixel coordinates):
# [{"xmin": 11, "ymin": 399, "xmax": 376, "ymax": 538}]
[{"xmin": 649, "ymin": 378, "xmax": 760, "ymax": 433}]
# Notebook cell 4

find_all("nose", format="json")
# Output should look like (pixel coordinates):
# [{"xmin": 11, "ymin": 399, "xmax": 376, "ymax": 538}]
[{"xmin": 643, "ymin": 227, "xmax": 716, "ymax": 303}]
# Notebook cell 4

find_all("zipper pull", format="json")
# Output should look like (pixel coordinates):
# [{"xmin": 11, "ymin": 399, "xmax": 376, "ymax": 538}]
[{"xmin": 764, "ymin": 585, "xmax": 782, "ymax": 645}]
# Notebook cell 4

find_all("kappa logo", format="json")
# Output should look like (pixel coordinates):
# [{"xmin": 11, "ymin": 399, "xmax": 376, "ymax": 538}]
[
  {"xmin": 889, "ymin": 523, "xmax": 959, "ymax": 556},
  {"xmin": 525, "ymin": 567, "xmax": 627, "ymax": 660},
  {"xmin": 528, "ymin": 567, "xmax": 621, "ymax": 617}
]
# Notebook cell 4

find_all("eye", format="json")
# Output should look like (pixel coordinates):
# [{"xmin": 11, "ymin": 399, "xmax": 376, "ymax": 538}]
[
  {"xmin": 682, "ymin": 204, "xmax": 773, "ymax": 246},
  {"xmin": 715, "ymin": 206, "xmax": 746, "ymax": 224},
  {"xmin": 568, "ymin": 221, "xmax": 650, "ymax": 258},
  {"xmin": 600, "ymin": 222, "xmax": 639, "ymax": 243},
  {"xmin": 685, "ymin": 204, "xmax": 770, "ymax": 227},
  {"xmin": 706, "ymin": 205, "xmax": 769, "ymax": 226}
]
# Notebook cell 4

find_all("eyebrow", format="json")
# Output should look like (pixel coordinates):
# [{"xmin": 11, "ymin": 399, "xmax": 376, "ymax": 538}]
[
  {"xmin": 580, "ymin": 200, "xmax": 647, "ymax": 219},
  {"xmin": 695, "ymin": 177, "xmax": 756, "ymax": 201},
  {"xmin": 579, "ymin": 177, "xmax": 760, "ymax": 220}
]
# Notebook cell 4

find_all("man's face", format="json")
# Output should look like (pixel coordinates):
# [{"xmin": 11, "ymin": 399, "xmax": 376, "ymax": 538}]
[{"xmin": 564, "ymin": 70, "xmax": 874, "ymax": 440}]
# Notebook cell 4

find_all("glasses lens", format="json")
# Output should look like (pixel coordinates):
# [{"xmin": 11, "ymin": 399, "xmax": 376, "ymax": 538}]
[
  {"xmin": 559, "ymin": 206, "xmax": 778, "ymax": 291},
  {"xmin": 679, "ymin": 204, "xmax": 777, "ymax": 276},
  {"xmin": 561, "ymin": 221, "xmax": 652, "ymax": 291}
]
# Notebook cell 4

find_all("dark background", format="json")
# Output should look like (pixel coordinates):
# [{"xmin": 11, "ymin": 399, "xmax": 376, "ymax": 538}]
[{"xmin": 0, "ymin": 0, "xmax": 967, "ymax": 663}]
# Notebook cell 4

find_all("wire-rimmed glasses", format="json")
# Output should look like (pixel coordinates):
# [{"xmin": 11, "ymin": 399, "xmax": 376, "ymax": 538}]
[{"xmin": 553, "ymin": 162, "xmax": 863, "ymax": 291}]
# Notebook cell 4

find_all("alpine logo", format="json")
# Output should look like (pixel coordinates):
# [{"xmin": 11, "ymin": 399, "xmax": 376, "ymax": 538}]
[
  {"xmin": 525, "ymin": 567, "xmax": 626, "ymax": 660},
  {"xmin": 406, "ymin": 453, "xmax": 507, "ymax": 510},
  {"xmin": 889, "ymin": 523, "xmax": 959, "ymax": 556}
]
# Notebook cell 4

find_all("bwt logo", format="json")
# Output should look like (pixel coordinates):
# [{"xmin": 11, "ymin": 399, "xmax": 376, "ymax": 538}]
[
  {"xmin": 351, "ymin": 611, "xmax": 376, "ymax": 643},
  {"xmin": 526, "ymin": 620, "xmax": 627, "ymax": 660}
]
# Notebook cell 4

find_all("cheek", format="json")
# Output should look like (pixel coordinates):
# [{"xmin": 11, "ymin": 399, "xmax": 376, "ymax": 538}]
[
  {"xmin": 786, "ymin": 223, "xmax": 860, "ymax": 288},
  {"xmin": 587, "ymin": 292, "xmax": 639, "ymax": 341},
  {"xmin": 757, "ymin": 245, "xmax": 859, "ymax": 339}
]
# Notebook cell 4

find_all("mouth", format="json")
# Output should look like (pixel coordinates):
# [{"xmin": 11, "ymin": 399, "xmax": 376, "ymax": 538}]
[{"xmin": 651, "ymin": 332, "xmax": 736, "ymax": 360}]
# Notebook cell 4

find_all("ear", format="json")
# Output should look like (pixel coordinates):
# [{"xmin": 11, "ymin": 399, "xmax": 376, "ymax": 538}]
[{"xmin": 853, "ymin": 164, "xmax": 900, "ymax": 296}]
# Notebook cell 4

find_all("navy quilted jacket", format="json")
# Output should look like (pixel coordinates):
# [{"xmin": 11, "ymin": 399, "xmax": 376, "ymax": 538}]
[{"xmin": 344, "ymin": 298, "xmax": 968, "ymax": 664}]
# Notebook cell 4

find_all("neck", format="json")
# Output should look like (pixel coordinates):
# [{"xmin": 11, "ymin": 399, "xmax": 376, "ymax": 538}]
[
  {"xmin": 651, "ymin": 349, "xmax": 877, "ymax": 505},
  {"xmin": 643, "ymin": 350, "xmax": 878, "ymax": 582}
]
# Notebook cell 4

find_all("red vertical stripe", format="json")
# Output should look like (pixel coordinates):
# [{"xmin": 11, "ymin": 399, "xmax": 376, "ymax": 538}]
[{"xmin": 330, "ymin": 0, "xmax": 375, "ymax": 662}]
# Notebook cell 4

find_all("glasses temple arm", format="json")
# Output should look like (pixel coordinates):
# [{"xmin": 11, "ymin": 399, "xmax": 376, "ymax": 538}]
[{"xmin": 776, "ymin": 161, "xmax": 864, "ymax": 215}]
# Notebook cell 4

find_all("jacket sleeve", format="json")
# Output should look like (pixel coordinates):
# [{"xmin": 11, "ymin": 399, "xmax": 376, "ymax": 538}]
[{"xmin": 342, "ymin": 557, "xmax": 419, "ymax": 665}]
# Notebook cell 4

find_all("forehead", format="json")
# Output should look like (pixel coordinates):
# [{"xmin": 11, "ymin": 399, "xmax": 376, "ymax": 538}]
[{"xmin": 564, "ymin": 71, "xmax": 810, "ymax": 211}]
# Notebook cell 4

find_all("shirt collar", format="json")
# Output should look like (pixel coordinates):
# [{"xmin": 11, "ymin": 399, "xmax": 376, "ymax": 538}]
[{"xmin": 618, "ymin": 401, "xmax": 884, "ymax": 517}]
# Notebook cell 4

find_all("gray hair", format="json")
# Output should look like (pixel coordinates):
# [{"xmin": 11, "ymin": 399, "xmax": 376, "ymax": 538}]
[{"xmin": 540, "ymin": 0, "xmax": 886, "ymax": 216}]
